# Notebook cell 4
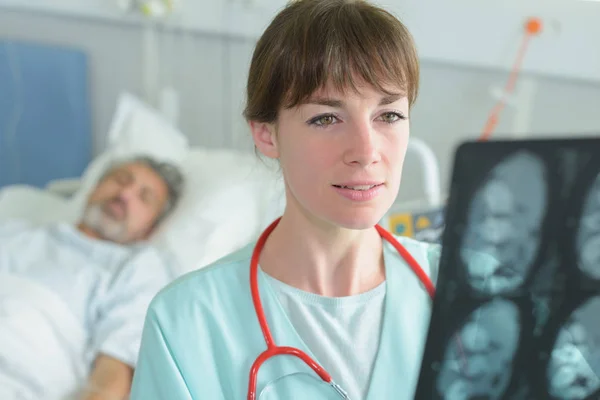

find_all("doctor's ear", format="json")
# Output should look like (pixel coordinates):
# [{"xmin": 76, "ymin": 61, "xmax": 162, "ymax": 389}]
[{"xmin": 250, "ymin": 121, "xmax": 279, "ymax": 159}]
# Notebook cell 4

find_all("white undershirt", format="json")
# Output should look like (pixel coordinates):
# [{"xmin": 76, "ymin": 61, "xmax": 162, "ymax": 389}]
[{"xmin": 264, "ymin": 272, "xmax": 386, "ymax": 400}]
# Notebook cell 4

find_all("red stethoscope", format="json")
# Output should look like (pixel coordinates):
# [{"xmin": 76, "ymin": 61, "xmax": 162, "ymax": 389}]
[{"xmin": 247, "ymin": 217, "xmax": 436, "ymax": 400}]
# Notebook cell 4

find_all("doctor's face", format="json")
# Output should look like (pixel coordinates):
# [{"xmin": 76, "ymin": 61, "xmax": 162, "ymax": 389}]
[
  {"xmin": 81, "ymin": 162, "xmax": 169, "ymax": 244},
  {"xmin": 252, "ymin": 82, "xmax": 410, "ymax": 230}
]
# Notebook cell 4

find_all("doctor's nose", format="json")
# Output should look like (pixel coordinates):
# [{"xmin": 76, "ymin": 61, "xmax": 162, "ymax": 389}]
[{"xmin": 343, "ymin": 123, "xmax": 381, "ymax": 167}]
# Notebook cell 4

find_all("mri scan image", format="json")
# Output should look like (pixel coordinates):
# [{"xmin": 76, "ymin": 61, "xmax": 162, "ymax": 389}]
[
  {"xmin": 461, "ymin": 151, "xmax": 548, "ymax": 295},
  {"xmin": 436, "ymin": 299, "xmax": 521, "ymax": 400},
  {"xmin": 416, "ymin": 141, "xmax": 600, "ymax": 400},
  {"xmin": 547, "ymin": 297, "xmax": 600, "ymax": 400},
  {"xmin": 576, "ymin": 173, "xmax": 600, "ymax": 280}
]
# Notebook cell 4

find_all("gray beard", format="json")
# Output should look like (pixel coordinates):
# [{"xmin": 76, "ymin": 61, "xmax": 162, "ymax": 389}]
[{"xmin": 81, "ymin": 204, "xmax": 128, "ymax": 244}]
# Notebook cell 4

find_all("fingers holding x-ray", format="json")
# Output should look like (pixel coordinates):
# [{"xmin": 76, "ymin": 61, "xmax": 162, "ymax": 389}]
[
  {"xmin": 548, "ymin": 297, "xmax": 600, "ymax": 400},
  {"xmin": 461, "ymin": 152, "xmax": 547, "ymax": 295},
  {"xmin": 577, "ymin": 173, "xmax": 600, "ymax": 280},
  {"xmin": 436, "ymin": 299, "xmax": 521, "ymax": 400}
]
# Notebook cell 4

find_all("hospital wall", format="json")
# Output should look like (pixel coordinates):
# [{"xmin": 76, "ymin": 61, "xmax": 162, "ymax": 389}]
[{"xmin": 1, "ymin": 8, "xmax": 599, "ymax": 203}]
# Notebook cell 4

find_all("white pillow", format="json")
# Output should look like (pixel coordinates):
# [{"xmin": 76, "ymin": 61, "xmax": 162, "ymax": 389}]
[
  {"xmin": 106, "ymin": 92, "xmax": 189, "ymax": 162},
  {"xmin": 151, "ymin": 149, "xmax": 286, "ymax": 274},
  {"xmin": 69, "ymin": 92, "xmax": 190, "ymax": 216},
  {"xmin": 156, "ymin": 177, "xmax": 284, "ymax": 274},
  {"xmin": 70, "ymin": 93, "xmax": 287, "ymax": 274}
]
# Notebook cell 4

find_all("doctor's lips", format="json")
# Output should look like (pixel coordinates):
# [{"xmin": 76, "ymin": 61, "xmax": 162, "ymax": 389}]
[
  {"xmin": 332, "ymin": 181, "xmax": 385, "ymax": 190},
  {"xmin": 332, "ymin": 181, "xmax": 384, "ymax": 201}
]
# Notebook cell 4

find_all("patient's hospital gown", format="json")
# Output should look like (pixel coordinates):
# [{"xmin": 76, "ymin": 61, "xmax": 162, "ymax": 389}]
[{"xmin": 0, "ymin": 220, "xmax": 176, "ymax": 400}]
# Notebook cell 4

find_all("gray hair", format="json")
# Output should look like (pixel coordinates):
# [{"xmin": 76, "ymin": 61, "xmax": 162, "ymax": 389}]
[{"xmin": 101, "ymin": 155, "xmax": 185, "ymax": 223}]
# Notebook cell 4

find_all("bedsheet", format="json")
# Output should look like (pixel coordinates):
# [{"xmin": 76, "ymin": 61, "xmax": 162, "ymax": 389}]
[{"xmin": 0, "ymin": 273, "xmax": 88, "ymax": 400}]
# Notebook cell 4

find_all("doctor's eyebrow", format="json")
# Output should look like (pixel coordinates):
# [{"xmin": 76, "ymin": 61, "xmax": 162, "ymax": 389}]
[
  {"xmin": 305, "ymin": 98, "xmax": 343, "ymax": 107},
  {"xmin": 379, "ymin": 93, "xmax": 405, "ymax": 105},
  {"xmin": 304, "ymin": 93, "xmax": 405, "ymax": 108}
]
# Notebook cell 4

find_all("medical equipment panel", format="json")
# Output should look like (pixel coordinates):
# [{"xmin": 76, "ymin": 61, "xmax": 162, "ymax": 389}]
[{"xmin": 415, "ymin": 137, "xmax": 600, "ymax": 400}]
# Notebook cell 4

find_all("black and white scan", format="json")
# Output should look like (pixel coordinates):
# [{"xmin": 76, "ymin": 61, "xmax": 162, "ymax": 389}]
[
  {"xmin": 461, "ymin": 151, "xmax": 547, "ymax": 295},
  {"xmin": 415, "ymin": 139, "xmax": 600, "ymax": 400},
  {"xmin": 547, "ymin": 297, "xmax": 600, "ymax": 400},
  {"xmin": 576, "ymin": 173, "xmax": 600, "ymax": 280},
  {"xmin": 436, "ymin": 299, "xmax": 521, "ymax": 400}
]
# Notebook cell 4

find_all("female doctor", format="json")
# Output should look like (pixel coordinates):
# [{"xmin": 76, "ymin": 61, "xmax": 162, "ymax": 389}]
[{"xmin": 130, "ymin": 0, "xmax": 441, "ymax": 399}]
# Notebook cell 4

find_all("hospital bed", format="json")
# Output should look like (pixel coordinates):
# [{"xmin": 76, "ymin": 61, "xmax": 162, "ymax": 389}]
[
  {"xmin": 0, "ymin": 36, "xmax": 286, "ymax": 273},
  {"xmin": 0, "ymin": 89, "xmax": 287, "ymax": 274},
  {"xmin": 0, "ymin": 89, "xmax": 287, "ymax": 400}
]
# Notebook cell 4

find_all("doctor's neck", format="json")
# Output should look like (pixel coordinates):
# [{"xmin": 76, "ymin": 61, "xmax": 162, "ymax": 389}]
[{"xmin": 259, "ymin": 209, "xmax": 385, "ymax": 298}]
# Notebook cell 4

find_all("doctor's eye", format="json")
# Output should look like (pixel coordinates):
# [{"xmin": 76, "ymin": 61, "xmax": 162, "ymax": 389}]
[
  {"xmin": 307, "ymin": 113, "xmax": 339, "ymax": 128},
  {"xmin": 378, "ymin": 111, "xmax": 406, "ymax": 124}
]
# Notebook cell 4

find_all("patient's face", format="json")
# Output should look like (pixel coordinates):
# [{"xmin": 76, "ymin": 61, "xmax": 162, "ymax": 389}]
[{"xmin": 81, "ymin": 162, "xmax": 169, "ymax": 244}]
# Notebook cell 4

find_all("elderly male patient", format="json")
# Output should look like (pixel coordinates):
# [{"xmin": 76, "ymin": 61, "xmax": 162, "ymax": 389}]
[{"xmin": 0, "ymin": 156, "xmax": 184, "ymax": 400}]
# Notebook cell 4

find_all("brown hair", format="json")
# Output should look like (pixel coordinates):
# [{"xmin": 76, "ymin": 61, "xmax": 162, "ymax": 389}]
[{"xmin": 244, "ymin": 0, "xmax": 420, "ymax": 123}]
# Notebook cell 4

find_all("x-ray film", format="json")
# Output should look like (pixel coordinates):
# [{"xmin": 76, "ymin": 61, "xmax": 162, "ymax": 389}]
[{"xmin": 415, "ymin": 138, "xmax": 600, "ymax": 400}]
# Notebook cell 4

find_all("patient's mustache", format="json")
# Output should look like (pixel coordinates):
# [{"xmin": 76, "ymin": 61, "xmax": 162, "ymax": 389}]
[{"xmin": 103, "ymin": 198, "xmax": 127, "ymax": 220}]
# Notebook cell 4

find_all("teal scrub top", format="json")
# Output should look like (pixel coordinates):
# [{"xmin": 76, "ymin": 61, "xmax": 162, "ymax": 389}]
[{"xmin": 130, "ymin": 235, "xmax": 441, "ymax": 400}]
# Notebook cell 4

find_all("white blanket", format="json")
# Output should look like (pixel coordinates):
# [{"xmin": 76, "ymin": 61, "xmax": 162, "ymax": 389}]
[{"xmin": 0, "ymin": 273, "xmax": 88, "ymax": 400}]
